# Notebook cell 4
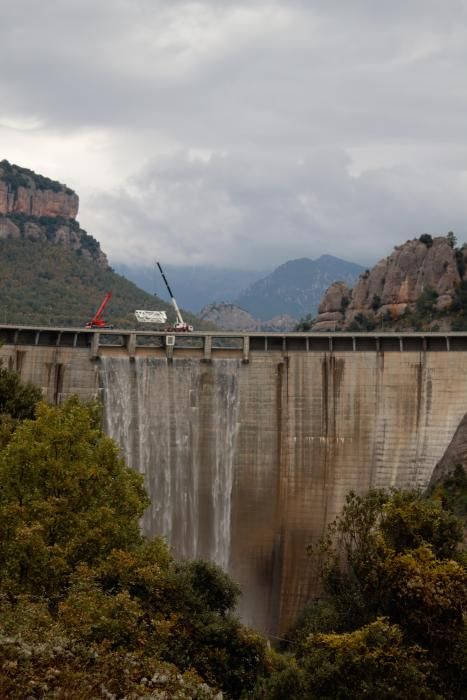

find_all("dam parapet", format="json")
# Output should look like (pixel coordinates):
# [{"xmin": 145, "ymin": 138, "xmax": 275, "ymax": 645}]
[{"xmin": 1, "ymin": 324, "xmax": 467, "ymax": 361}]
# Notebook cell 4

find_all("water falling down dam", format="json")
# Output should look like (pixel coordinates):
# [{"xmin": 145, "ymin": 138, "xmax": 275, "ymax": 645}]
[{"xmin": 2, "ymin": 326, "xmax": 467, "ymax": 636}]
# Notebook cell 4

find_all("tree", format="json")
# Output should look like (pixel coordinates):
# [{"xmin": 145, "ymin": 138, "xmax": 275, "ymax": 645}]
[
  {"xmin": 0, "ymin": 362, "xmax": 42, "ymax": 449},
  {"xmin": 58, "ymin": 548, "xmax": 268, "ymax": 698},
  {"xmin": 0, "ymin": 396, "xmax": 269, "ymax": 698},
  {"xmin": 0, "ymin": 398, "xmax": 148, "ymax": 599},
  {"xmin": 301, "ymin": 488, "xmax": 467, "ymax": 697},
  {"xmin": 419, "ymin": 234, "xmax": 433, "ymax": 248},
  {"xmin": 295, "ymin": 313, "xmax": 314, "ymax": 331},
  {"xmin": 0, "ymin": 594, "xmax": 219, "ymax": 699},
  {"xmin": 416, "ymin": 286, "xmax": 438, "ymax": 316},
  {"xmin": 253, "ymin": 619, "xmax": 437, "ymax": 700},
  {"xmin": 447, "ymin": 231, "xmax": 457, "ymax": 248},
  {"xmin": 0, "ymin": 364, "xmax": 41, "ymax": 420}
]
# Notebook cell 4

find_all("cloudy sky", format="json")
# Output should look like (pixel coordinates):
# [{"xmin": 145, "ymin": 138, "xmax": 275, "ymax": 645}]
[{"xmin": 1, "ymin": 0, "xmax": 466, "ymax": 269}]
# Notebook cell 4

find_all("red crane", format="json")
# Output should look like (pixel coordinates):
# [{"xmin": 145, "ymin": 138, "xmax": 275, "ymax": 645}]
[{"xmin": 86, "ymin": 291, "xmax": 113, "ymax": 328}]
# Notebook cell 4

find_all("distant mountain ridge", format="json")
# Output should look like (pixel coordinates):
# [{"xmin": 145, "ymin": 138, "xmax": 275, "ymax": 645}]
[
  {"xmin": 234, "ymin": 255, "xmax": 365, "ymax": 321},
  {"xmin": 115, "ymin": 263, "xmax": 268, "ymax": 314}
]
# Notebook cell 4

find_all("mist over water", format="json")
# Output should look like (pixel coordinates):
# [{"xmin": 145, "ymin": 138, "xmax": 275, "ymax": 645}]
[{"xmin": 100, "ymin": 357, "xmax": 240, "ymax": 570}]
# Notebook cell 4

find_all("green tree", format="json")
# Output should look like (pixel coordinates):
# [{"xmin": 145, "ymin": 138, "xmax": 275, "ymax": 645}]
[
  {"xmin": 300, "ymin": 488, "xmax": 467, "ymax": 698},
  {"xmin": 416, "ymin": 286, "xmax": 438, "ymax": 316},
  {"xmin": 0, "ymin": 364, "xmax": 41, "ymax": 420},
  {"xmin": 295, "ymin": 313, "xmax": 314, "ymax": 331},
  {"xmin": 0, "ymin": 595, "xmax": 218, "ymax": 699},
  {"xmin": 0, "ymin": 398, "xmax": 148, "ymax": 599},
  {"xmin": 0, "ymin": 362, "xmax": 42, "ymax": 449},
  {"xmin": 419, "ymin": 233, "xmax": 433, "ymax": 248},
  {"xmin": 253, "ymin": 619, "xmax": 437, "ymax": 700},
  {"xmin": 0, "ymin": 396, "xmax": 269, "ymax": 698}
]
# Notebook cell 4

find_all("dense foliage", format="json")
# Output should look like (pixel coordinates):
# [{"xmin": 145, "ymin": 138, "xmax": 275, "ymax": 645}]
[
  {"xmin": 0, "ymin": 374, "xmax": 267, "ymax": 698},
  {"xmin": 261, "ymin": 486, "xmax": 467, "ymax": 699}
]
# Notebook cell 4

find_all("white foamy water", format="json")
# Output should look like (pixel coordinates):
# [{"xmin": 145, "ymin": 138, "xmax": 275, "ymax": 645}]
[{"xmin": 100, "ymin": 357, "xmax": 240, "ymax": 570}]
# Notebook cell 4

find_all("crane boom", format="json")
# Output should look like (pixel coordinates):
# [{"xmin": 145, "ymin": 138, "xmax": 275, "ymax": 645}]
[
  {"xmin": 86, "ymin": 291, "xmax": 113, "ymax": 328},
  {"xmin": 156, "ymin": 262, "xmax": 193, "ymax": 331},
  {"xmin": 156, "ymin": 262, "xmax": 184, "ymax": 327}
]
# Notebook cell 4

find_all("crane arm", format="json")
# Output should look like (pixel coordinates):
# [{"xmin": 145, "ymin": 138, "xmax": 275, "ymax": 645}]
[
  {"xmin": 91, "ymin": 291, "xmax": 112, "ymax": 324},
  {"xmin": 156, "ymin": 262, "xmax": 184, "ymax": 326}
]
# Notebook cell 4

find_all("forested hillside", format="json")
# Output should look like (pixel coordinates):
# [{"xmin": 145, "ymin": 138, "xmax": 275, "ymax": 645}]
[
  {"xmin": 0, "ymin": 238, "xmax": 202, "ymax": 328},
  {"xmin": 0, "ymin": 160, "xmax": 206, "ymax": 329}
]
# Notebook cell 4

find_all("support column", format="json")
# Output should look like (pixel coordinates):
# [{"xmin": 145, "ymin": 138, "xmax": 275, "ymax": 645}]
[
  {"xmin": 90, "ymin": 333, "xmax": 100, "ymax": 360},
  {"xmin": 126, "ymin": 333, "xmax": 137, "ymax": 360},
  {"xmin": 203, "ymin": 335, "xmax": 212, "ymax": 362},
  {"xmin": 242, "ymin": 335, "xmax": 250, "ymax": 363}
]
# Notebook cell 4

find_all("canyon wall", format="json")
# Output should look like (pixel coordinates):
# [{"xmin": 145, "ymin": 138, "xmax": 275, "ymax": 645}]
[{"xmin": 1, "ymin": 336, "xmax": 467, "ymax": 635}]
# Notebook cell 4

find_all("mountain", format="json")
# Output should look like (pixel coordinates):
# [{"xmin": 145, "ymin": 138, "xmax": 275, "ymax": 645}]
[
  {"xmin": 0, "ymin": 160, "xmax": 204, "ymax": 329},
  {"xmin": 198, "ymin": 302, "xmax": 297, "ymax": 332},
  {"xmin": 115, "ymin": 263, "xmax": 268, "ymax": 314},
  {"xmin": 313, "ymin": 234, "xmax": 467, "ymax": 331},
  {"xmin": 233, "ymin": 255, "xmax": 365, "ymax": 321}
]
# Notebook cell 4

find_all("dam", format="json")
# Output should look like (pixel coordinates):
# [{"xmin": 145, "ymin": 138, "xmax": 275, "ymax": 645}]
[{"xmin": 1, "ymin": 324, "xmax": 467, "ymax": 636}]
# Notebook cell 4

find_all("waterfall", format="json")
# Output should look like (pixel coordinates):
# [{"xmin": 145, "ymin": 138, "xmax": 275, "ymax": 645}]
[{"xmin": 100, "ymin": 357, "xmax": 240, "ymax": 570}]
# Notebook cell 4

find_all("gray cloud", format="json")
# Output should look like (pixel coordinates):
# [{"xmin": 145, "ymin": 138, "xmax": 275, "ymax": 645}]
[{"xmin": 1, "ymin": 0, "xmax": 466, "ymax": 268}]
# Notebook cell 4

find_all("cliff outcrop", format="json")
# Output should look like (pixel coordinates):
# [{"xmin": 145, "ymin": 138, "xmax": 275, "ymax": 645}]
[
  {"xmin": 0, "ymin": 160, "xmax": 107, "ymax": 268},
  {"xmin": 313, "ymin": 235, "xmax": 467, "ymax": 331},
  {"xmin": 0, "ymin": 160, "xmax": 78, "ymax": 218}
]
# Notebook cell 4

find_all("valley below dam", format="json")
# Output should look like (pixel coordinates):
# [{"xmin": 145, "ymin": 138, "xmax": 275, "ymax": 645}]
[{"xmin": 2, "ymin": 330, "xmax": 467, "ymax": 636}]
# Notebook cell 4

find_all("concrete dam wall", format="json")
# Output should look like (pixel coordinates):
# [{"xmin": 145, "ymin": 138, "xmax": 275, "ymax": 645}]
[{"xmin": 1, "ymin": 326, "xmax": 467, "ymax": 636}]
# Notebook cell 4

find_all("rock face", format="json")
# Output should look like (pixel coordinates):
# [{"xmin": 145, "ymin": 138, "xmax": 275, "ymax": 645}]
[
  {"xmin": 198, "ymin": 303, "xmax": 297, "ymax": 332},
  {"xmin": 0, "ymin": 160, "xmax": 107, "ymax": 268},
  {"xmin": 0, "ymin": 180, "xmax": 79, "ymax": 219},
  {"xmin": 0, "ymin": 161, "xmax": 78, "ymax": 219},
  {"xmin": 199, "ymin": 303, "xmax": 261, "ymax": 331},
  {"xmin": 313, "ymin": 236, "xmax": 464, "ymax": 330},
  {"xmin": 313, "ymin": 281, "xmax": 351, "ymax": 330},
  {"xmin": 261, "ymin": 314, "xmax": 297, "ymax": 332}
]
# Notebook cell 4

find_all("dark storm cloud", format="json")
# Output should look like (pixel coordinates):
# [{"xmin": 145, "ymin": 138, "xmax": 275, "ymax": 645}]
[
  {"xmin": 87, "ymin": 148, "xmax": 467, "ymax": 268},
  {"xmin": 1, "ymin": 0, "xmax": 466, "ymax": 267}
]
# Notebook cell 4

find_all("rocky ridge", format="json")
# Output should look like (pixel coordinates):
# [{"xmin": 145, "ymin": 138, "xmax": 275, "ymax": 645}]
[
  {"xmin": 313, "ymin": 235, "xmax": 467, "ymax": 331},
  {"xmin": 0, "ymin": 160, "xmax": 107, "ymax": 268},
  {"xmin": 198, "ymin": 302, "xmax": 296, "ymax": 332}
]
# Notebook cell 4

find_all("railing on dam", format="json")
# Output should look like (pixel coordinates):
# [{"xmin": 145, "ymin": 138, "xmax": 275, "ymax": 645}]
[{"xmin": 2, "ymin": 324, "xmax": 467, "ymax": 361}]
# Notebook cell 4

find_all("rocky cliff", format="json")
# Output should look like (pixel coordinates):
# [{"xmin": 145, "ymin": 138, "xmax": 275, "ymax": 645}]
[
  {"xmin": 313, "ymin": 235, "xmax": 467, "ymax": 331},
  {"xmin": 0, "ymin": 160, "xmax": 107, "ymax": 268}
]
